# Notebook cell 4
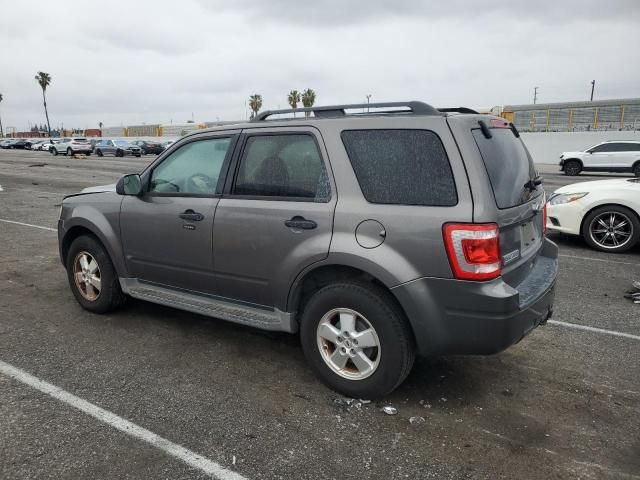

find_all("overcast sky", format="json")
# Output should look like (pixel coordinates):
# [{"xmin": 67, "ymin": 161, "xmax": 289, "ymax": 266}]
[{"xmin": 0, "ymin": 0, "xmax": 639, "ymax": 131}]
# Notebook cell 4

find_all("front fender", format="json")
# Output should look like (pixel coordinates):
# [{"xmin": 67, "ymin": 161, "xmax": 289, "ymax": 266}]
[{"xmin": 59, "ymin": 194, "xmax": 126, "ymax": 276}]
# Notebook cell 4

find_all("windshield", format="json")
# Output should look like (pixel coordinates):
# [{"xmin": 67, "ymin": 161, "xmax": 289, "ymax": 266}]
[
  {"xmin": 114, "ymin": 140, "xmax": 128, "ymax": 146},
  {"xmin": 472, "ymin": 128, "xmax": 541, "ymax": 209}
]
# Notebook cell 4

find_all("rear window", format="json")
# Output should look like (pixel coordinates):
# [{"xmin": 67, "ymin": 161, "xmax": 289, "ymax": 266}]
[
  {"xmin": 472, "ymin": 128, "xmax": 540, "ymax": 209},
  {"xmin": 341, "ymin": 129, "xmax": 457, "ymax": 206}
]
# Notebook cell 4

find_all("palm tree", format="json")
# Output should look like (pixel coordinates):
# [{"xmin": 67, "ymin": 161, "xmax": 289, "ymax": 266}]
[
  {"xmin": 248, "ymin": 94, "xmax": 263, "ymax": 119},
  {"xmin": 301, "ymin": 89, "xmax": 316, "ymax": 118},
  {"xmin": 0, "ymin": 93, "xmax": 4, "ymax": 138},
  {"xmin": 99, "ymin": 121, "xmax": 103, "ymax": 130},
  {"xmin": 287, "ymin": 90, "xmax": 301, "ymax": 116},
  {"xmin": 35, "ymin": 72, "xmax": 52, "ymax": 136}
]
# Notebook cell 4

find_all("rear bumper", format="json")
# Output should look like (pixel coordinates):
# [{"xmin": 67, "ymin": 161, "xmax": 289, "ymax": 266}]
[{"xmin": 392, "ymin": 238, "xmax": 558, "ymax": 356}]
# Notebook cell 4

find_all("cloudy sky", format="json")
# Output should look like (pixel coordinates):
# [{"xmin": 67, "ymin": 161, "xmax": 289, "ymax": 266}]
[{"xmin": 0, "ymin": 0, "xmax": 639, "ymax": 131}]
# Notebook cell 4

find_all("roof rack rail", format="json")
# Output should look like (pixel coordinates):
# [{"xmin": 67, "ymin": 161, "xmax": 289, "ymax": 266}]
[
  {"xmin": 438, "ymin": 107, "xmax": 479, "ymax": 114},
  {"xmin": 252, "ymin": 101, "xmax": 442, "ymax": 121}
]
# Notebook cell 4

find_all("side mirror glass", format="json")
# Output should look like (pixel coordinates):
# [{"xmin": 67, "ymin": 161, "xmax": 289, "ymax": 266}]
[{"xmin": 116, "ymin": 174, "xmax": 143, "ymax": 196}]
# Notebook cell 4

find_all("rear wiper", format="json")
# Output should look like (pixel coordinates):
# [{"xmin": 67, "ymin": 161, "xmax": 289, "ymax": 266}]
[{"xmin": 524, "ymin": 175, "xmax": 543, "ymax": 191}]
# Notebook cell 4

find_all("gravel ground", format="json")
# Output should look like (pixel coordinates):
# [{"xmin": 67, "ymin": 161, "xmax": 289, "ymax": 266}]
[{"xmin": 0, "ymin": 149, "xmax": 638, "ymax": 480}]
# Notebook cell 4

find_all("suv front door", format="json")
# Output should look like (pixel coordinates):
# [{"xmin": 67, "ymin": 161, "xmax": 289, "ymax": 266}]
[
  {"xmin": 586, "ymin": 143, "xmax": 616, "ymax": 169},
  {"xmin": 120, "ymin": 133, "xmax": 237, "ymax": 294},
  {"xmin": 212, "ymin": 128, "xmax": 336, "ymax": 309}
]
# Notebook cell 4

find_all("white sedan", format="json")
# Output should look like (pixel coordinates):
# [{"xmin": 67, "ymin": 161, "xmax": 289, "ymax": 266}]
[{"xmin": 547, "ymin": 178, "xmax": 640, "ymax": 253}]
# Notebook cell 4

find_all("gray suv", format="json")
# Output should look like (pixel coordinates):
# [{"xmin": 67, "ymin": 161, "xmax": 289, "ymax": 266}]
[{"xmin": 58, "ymin": 101, "xmax": 558, "ymax": 398}]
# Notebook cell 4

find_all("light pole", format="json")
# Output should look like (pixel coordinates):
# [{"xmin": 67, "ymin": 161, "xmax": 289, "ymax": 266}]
[
  {"xmin": 366, "ymin": 94, "xmax": 372, "ymax": 112},
  {"xmin": 533, "ymin": 87, "xmax": 539, "ymax": 105},
  {"xmin": 590, "ymin": 80, "xmax": 595, "ymax": 101}
]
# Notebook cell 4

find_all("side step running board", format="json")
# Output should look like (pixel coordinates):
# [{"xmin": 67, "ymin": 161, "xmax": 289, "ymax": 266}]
[{"xmin": 119, "ymin": 278, "xmax": 297, "ymax": 333}]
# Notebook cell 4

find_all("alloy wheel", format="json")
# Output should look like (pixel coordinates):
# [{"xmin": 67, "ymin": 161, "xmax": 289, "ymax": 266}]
[
  {"xmin": 588, "ymin": 211, "xmax": 634, "ymax": 250},
  {"xmin": 72, "ymin": 251, "xmax": 102, "ymax": 301},
  {"xmin": 316, "ymin": 308, "xmax": 381, "ymax": 380}
]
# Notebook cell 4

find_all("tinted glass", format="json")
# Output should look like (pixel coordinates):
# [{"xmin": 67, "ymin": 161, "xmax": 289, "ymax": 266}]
[
  {"xmin": 611, "ymin": 143, "xmax": 640, "ymax": 152},
  {"xmin": 472, "ymin": 128, "xmax": 540, "ymax": 209},
  {"xmin": 590, "ymin": 144, "xmax": 614, "ymax": 153},
  {"xmin": 341, "ymin": 129, "xmax": 457, "ymax": 206},
  {"xmin": 234, "ymin": 134, "xmax": 330, "ymax": 201},
  {"xmin": 150, "ymin": 137, "xmax": 231, "ymax": 194}
]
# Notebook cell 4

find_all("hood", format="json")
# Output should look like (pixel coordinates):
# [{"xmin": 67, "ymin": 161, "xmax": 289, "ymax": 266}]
[
  {"xmin": 560, "ymin": 151, "xmax": 585, "ymax": 157},
  {"xmin": 80, "ymin": 183, "xmax": 117, "ymax": 194},
  {"xmin": 555, "ymin": 178, "xmax": 639, "ymax": 194}
]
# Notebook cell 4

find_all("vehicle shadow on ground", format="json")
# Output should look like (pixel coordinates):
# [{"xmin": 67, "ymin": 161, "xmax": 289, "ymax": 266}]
[{"xmin": 119, "ymin": 298, "xmax": 515, "ymax": 403}]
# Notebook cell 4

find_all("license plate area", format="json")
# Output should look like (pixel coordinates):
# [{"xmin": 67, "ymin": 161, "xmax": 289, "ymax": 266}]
[{"xmin": 520, "ymin": 220, "xmax": 540, "ymax": 257}]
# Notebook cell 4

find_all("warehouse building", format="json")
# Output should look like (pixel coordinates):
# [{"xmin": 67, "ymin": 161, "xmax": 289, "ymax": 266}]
[{"xmin": 502, "ymin": 98, "xmax": 640, "ymax": 132}]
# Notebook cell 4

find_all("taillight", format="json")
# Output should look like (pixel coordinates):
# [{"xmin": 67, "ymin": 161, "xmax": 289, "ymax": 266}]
[
  {"xmin": 489, "ymin": 118, "xmax": 509, "ymax": 128},
  {"xmin": 543, "ymin": 201, "xmax": 548, "ymax": 235},
  {"xmin": 443, "ymin": 223, "xmax": 502, "ymax": 281}
]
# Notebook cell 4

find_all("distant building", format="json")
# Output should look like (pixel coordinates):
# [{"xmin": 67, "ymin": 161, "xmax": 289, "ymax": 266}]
[{"xmin": 501, "ymin": 98, "xmax": 640, "ymax": 132}]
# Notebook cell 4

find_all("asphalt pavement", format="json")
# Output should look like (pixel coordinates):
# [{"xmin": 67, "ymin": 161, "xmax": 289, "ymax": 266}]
[{"xmin": 0, "ymin": 149, "xmax": 638, "ymax": 479}]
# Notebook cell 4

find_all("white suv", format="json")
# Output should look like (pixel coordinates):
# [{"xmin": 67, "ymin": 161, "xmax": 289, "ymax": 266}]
[
  {"xmin": 51, "ymin": 138, "xmax": 93, "ymax": 156},
  {"xmin": 560, "ymin": 141, "xmax": 640, "ymax": 177}
]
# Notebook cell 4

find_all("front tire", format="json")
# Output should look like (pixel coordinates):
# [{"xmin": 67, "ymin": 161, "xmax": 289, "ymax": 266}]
[
  {"xmin": 633, "ymin": 163, "xmax": 640, "ymax": 178},
  {"xmin": 66, "ymin": 235, "xmax": 126, "ymax": 313},
  {"xmin": 300, "ymin": 281, "xmax": 415, "ymax": 399},
  {"xmin": 66, "ymin": 148, "xmax": 72, "ymax": 156},
  {"xmin": 97, "ymin": 149, "xmax": 103, "ymax": 157},
  {"xmin": 582, "ymin": 205, "xmax": 640, "ymax": 253},
  {"xmin": 116, "ymin": 149, "xmax": 124, "ymax": 157},
  {"xmin": 563, "ymin": 160, "xmax": 582, "ymax": 176},
  {"xmin": 51, "ymin": 148, "xmax": 58, "ymax": 156}
]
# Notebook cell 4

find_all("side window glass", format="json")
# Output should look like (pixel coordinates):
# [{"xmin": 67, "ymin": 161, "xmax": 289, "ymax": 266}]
[
  {"xmin": 233, "ymin": 134, "xmax": 330, "ymax": 201},
  {"xmin": 591, "ymin": 144, "xmax": 612, "ymax": 153},
  {"xmin": 150, "ymin": 137, "xmax": 231, "ymax": 195}
]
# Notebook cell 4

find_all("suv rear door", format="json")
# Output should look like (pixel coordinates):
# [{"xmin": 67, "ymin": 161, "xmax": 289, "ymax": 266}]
[{"xmin": 211, "ymin": 127, "xmax": 336, "ymax": 308}]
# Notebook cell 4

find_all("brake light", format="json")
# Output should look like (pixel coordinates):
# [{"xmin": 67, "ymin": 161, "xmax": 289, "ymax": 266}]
[
  {"xmin": 543, "ymin": 201, "xmax": 548, "ymax": 235},
  {"xmin": 443, "ymin": 223, "xmax": 501, "ymax": 281}
]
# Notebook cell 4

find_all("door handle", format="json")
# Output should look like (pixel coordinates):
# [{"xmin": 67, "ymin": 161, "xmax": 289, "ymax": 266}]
[
  {"xmin": 285, "ymin": 216, "xmax": 317, "ymax": 230},
  {"xmin": 179, "ymin": 209, "xmax": 204, "ymax": 222}
]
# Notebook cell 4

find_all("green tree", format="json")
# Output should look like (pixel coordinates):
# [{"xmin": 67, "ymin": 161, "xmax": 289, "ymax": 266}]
[
  {"xmin": 248, "ymin": 94, "xmax": 263, "ymax": 119},
  {"xmin": 0, "ymin": 93, "xmax": 4, "ymax": 138},
  {"xmin": 34, "ymin": 72, "xmax": 52, "ymax": 136},
  {"xmin": 287, "ymin": 90, "xmax": 301, "ymax": 116},
  {"xmin": 301, "ymin": 89, "xmax": 316, "ymax": 118}
]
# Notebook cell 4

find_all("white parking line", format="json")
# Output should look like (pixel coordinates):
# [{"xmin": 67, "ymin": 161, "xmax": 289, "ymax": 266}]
[
  {"xmin": 0, "ymin": 218, "xmax": 56, "ymax": 232},
  {"xmin": 559, "ymin": 254, "xmax": 640, "ymax": 268},
  {"xmin": 0, "ymin": 360, "xmax": 248, "ymax": 480},
  {"xmin": 548, "ymin": 320, "xmax": 640, "ymax": 341}
]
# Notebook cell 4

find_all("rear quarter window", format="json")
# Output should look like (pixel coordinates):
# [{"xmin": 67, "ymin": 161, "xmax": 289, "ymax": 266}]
[{"xmin": 340, "ymin": 129, "xmax": 457, "ymax": 206}]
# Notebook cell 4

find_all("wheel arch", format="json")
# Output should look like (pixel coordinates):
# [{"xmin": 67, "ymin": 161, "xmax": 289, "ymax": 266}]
[
  {"xmin": 563, "ymin": 157, "xmax": 583, "ymax": 167},
  {"xmin": 287, "ymin": 263, "xmax": 415, "ymax": 340},
  {"xmin": 60, "ymin": 217, "xmax": 127, "ymax": 277}
]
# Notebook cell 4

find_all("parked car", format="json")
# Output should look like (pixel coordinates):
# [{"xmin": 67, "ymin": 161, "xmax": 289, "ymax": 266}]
[
  {"xmin": 40, "ymin": 139, "xmax": 61, "ymax": 152},
  {"xmin": 51, "ymin": 138, "xmax": 92, "ymax": 156},
  {"xmin": 547, "ymin": 178, "xmax": 640, "ymax": 252},
  {"xmin": 163, "ymin": 140, "xmax": 175, "ymax": 150},
  {"xmin": 26, "ymin": 140, "xmax": 45, "ymax": 150},
  {"xmin": 57, "ymin": 101, "xmax": 557, "ymax": 398},
  {"xmin": 94, "ymin": 139, "xmax": 142, "ymax": 157},
  {"xmin": 560, "ymin": 140, "xmax": 640, "ymax": 176},
  {"xmin": 130, "ymin": 140, "xmax": 164, "ymax": 155},
  {"xmin": 0, "ymin": 139, "xmax": 18, "ymax": 148},
  {"xmin": 3, "ymin": 139, "xmax": 29, "ymax": 149}
]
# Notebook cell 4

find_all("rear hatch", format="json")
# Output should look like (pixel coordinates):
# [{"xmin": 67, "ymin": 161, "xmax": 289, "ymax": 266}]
[{"xmin": 471, "ymin": 121, "xmax": 546, "ymax": 287}]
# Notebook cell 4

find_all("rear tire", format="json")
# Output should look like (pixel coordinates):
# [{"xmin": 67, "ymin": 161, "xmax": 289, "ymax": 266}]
[
  {"xmin": 66, "ymin": 235, "xmax": 126, "ymax": 313},
  {"xmin": 563, "ymin": 160, "xmax": 582, "ymax": 176},
  {"xmin": 581, "ymin": 205, "xmax": 640, "ymax": 253},
  {"xmin": 300, "ymin": 281, "xmax": 415, "ymax": 399}
]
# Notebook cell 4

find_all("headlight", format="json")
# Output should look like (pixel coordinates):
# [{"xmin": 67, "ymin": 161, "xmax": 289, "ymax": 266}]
[{"xmin": 548, "ymin": 192, "xmax": 588, "ymax": 205}]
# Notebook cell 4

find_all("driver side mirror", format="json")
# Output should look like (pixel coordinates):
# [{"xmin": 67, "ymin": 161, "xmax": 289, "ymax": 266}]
[{"xmin": 116, "ymin": 174, "xmax": 143, "ymax": 196}]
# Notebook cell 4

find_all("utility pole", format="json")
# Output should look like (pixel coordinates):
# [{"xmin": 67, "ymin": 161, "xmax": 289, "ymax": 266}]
[
  {"xmin": 590, "ymin": 80, "xmax": 595, "ymax": 101},
  {"xmin": 366, "ymin": 94, "xmax": 372, "ymax": 112},
  {"xmin": 533, "ymin": 86, "xmax": 539, "ymax": 105}
]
